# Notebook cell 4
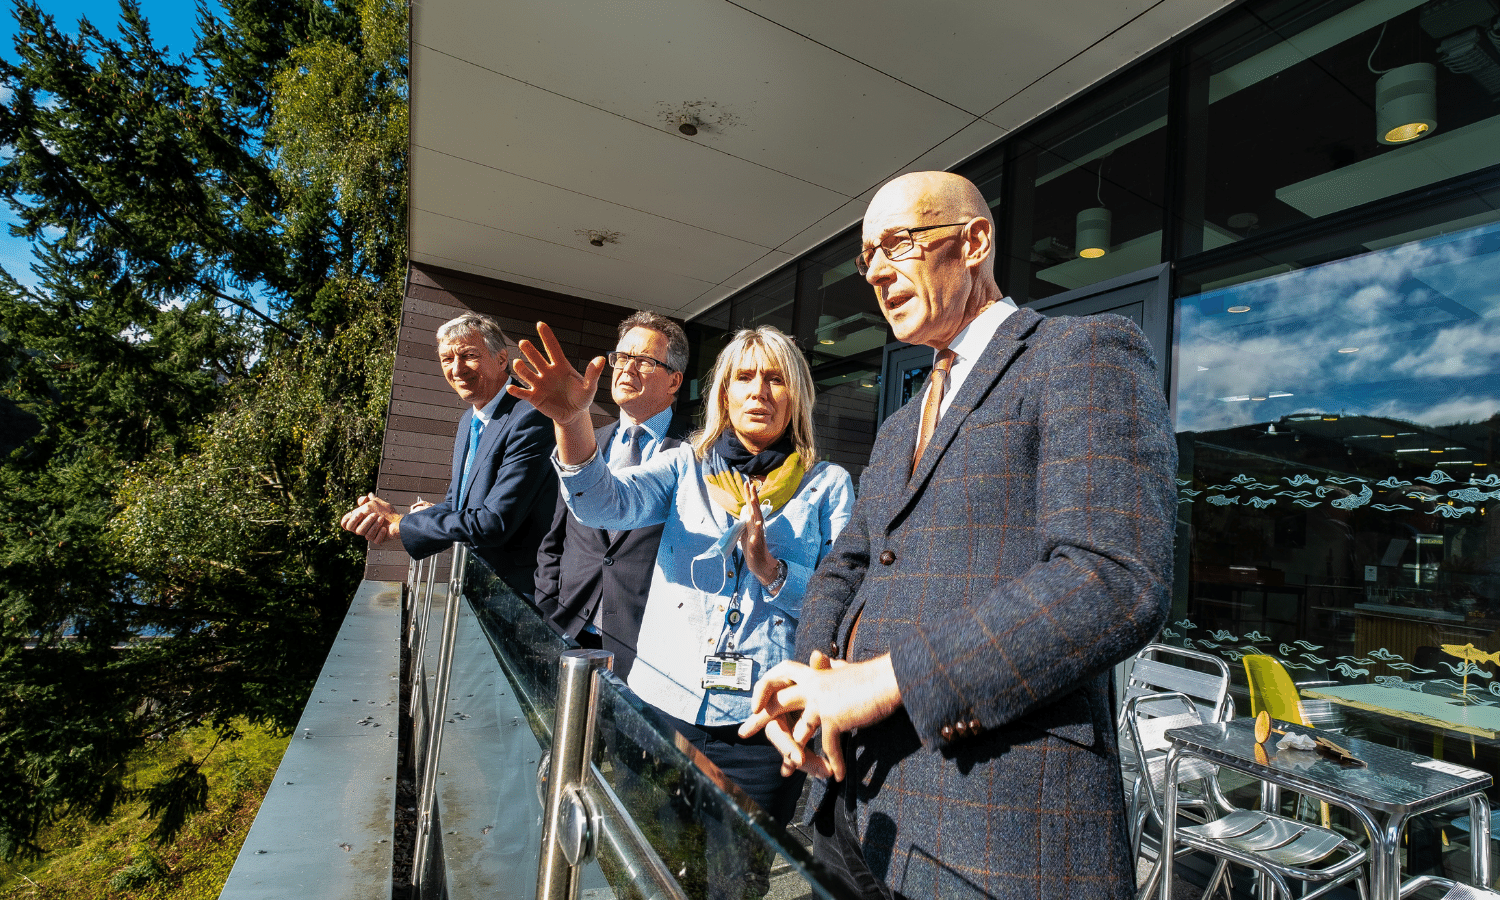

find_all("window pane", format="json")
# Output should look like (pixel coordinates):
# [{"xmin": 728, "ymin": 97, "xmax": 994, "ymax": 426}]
[
  {"xmin": 1172, "ymin": 220, "xmax": 1500, "ymax": 720},
  {"xmin": 730, "ymin": 267, "xmax": 795, "ymax": 334},
  {"xmin": 1180, "ymin": 0, "xmax": 1500, "ymax": 255},
  {"xmin": 1003, "ymin": 60, "xmax": 1169, "ymax": 302},
  {"xmin": 799, "ymin": 232, "xmax": 891, "ymax": 478}
]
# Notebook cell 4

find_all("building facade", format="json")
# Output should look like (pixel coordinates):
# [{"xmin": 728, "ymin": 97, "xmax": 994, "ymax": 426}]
[{"xmin": 385, "ymin": 0, "xmax": 1500, "ymax": 846}]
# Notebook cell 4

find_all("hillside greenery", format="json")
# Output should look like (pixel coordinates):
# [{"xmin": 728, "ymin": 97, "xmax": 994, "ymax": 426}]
[{"xmin": 0, "ymin": 722, "xmax": 288, "ymax": 900}]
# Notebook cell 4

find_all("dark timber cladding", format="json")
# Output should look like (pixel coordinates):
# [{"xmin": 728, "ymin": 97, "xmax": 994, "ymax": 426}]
[{"xmin": 364, "ymin": 262, "xmax": 640, "ymax": 582}]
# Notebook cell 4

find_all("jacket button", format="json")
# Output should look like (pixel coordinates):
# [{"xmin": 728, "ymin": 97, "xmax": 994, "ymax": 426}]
[
  {"xmin": 940, "ymin": 725, "xmax": 954, "ymax": 740},
  {"xmin": 953, "ymin": 720, "xmax": 968, "ymax": 736},
  {"xmin": 879, "ymin": 550, "xmax": 896, "ymax": 565},
  {"xmin": 829, "ymin": 642, "xmax": 839, "ymax": 658},
  {"xmin": 968, "ymin": 718, "xmax": 982, "ymax": 732},
  {"xmin": 602, "ymin": 557, "xmax": 614, "ymax": 566}
]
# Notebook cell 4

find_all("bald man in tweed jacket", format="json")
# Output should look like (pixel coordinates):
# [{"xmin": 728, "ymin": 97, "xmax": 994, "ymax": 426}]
[{"xmin": 742, "ymin": 172, "xmax": 1176, "ymax": 900}]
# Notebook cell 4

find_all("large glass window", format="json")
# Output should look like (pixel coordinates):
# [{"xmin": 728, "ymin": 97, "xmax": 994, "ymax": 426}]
[
  {"xmin": 797, "ymin": 233, "xmax": 891, "ymax": 478},
  {"xmin": 1178, "ymin": 0, "xmax": 1500, "ymax": 256},
  {"xmin": 1173, "ymin": 218, "xmax": 1500, "ymax": 754},
  {"xmin": 999, "ymin": 60, "xmax": 1170, "ymax": 303}
]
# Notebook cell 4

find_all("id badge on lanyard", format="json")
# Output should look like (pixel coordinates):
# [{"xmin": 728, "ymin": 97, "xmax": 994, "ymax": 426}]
[{"xmin": 702, "ymin": 652, "xmax": 753, "ymax": 691}]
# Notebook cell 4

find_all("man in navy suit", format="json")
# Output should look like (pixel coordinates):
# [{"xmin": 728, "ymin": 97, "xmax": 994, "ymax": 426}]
[
  {"xmin": 340, "ymin": 313, "xmax": 556, "ymax": 599},
  {"xmin": 533, "ymin": 310, "xmax": 689, "ymax": 679},
  {"xmin": 741, "ymin": 172, "xmax": 1176, "ymax": 899}
]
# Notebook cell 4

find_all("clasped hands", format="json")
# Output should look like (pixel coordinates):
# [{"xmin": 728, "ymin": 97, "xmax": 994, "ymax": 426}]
[
  {"xmin": 339, "ymin": 494, "xmax": 433, "ymax": 543},
  {"xmin": 738, "ymin": 651, "xmax": 902, "ymax": 780}
]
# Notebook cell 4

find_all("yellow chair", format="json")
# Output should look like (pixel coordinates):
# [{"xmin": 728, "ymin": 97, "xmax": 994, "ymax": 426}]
[
  {"xmin": 1243, "ymin": 654, "xmax": 1309, "ymax": 726},
  {"xmin": 1243, "ymin": 654, "xmax": 1330, "ymax": 826}
]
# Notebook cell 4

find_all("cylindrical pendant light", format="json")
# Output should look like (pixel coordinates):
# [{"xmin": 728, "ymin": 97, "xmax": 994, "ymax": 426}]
[
  {"xmin": 1076, "ymin": 207, "xmax": 1111, "ymax": 258},
  {"xmin": 1376, "ymin": 62, "xmax": 1437, "ymax": 145}
]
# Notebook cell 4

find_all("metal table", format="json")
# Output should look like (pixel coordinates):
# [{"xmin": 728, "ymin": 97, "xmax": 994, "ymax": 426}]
[
  {"xmin": 1302, "ymin": 682, "xmax": 1500, "ymax": 744},
  {"xmin": 1160, "ymin": 718, "xmax": 1493, "ymax": 900}
]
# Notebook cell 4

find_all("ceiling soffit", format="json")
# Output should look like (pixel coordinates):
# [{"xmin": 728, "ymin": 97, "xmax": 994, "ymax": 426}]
[{"xmin": 409, "ymin": 0, "xmax": 1234, "ymax": 320}]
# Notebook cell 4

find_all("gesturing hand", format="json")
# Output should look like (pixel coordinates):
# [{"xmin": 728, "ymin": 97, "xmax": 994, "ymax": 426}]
[
  {"xmin": 506, "ymin": 321, "xmax": 606, "ymax": 427},
  {"xmin": 738, "ymin": 650, "xmax": 903, "ymax": 781},
  {"xmin": 740, "ymin": 479, "xmax": 779, "ymax": 587}
]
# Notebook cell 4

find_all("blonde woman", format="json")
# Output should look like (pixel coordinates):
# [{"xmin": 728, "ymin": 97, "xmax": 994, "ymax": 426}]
[{"xmin": 511, "ymin": 322, "xmax": 853, "ymax": 841}]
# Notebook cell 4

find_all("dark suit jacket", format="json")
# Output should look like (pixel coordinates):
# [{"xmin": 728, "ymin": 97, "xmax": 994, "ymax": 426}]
[
  {"xmin": 533, "ymin": 416, "xmax": 688, "ymax": 679},
  {"xmin": 795, "ymin": 308, "xmax": 1176, "ymax": 900},
  {"xmin": 400, "ymin": 391, "xmax": 557, "ymax": 599}
]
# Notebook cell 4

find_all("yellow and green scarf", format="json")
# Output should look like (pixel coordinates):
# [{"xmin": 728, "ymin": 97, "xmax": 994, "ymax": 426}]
[{"xmin": 702, "ymin": 430, "xmax": 804, "ymax": 519}]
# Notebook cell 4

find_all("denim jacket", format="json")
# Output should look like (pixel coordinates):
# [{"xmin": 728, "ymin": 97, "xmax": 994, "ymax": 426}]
[{"xmin": 558, "ymin": 445, "xmax": 854, "ymax": 725}]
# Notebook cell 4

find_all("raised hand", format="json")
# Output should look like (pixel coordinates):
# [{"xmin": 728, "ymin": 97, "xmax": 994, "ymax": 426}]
[
  {"xmin": 740, "ymin": 479, "xmax": 779, "ymax": 587},
  {"xmin": 506, "ymin": 321, "xmax": 606, "ymax": 427}
]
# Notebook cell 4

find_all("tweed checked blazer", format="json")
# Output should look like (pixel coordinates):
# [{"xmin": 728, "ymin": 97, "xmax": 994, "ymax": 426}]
[
  {"xmin": 794, "ymin": 307, "xmax": 1176, "ymax": 900},
  {"xmin": 400, "ymin": 390, "xmax": 558, "ymax": 600},
  {"xmin": 533, "ymin": 417, "xmax": 687, "ymax": 679}
]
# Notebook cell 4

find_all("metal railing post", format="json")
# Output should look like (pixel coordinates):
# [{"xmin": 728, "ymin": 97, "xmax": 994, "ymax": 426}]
[
  {"xmin": 537, "ymin": 649, "xmax": 614, "ymax": 900},
  {"xmin": 405, "ymin": 554, "xmax": 427, "ymax": 650},
  {"xmin": 411, "ymin": 544, "xmax": 470, "ymax": 896}
]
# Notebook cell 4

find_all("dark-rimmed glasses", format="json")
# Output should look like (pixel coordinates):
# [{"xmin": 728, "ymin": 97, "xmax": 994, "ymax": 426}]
[
  {"xmin": 855, "ymin": 222, "xmax": 969, "ymax": 276},
  {"xmin": 607, "ymin": 351, "xmax": 675, "ymax": 374}
]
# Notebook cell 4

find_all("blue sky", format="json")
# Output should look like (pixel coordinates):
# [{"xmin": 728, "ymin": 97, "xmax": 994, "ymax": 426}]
[{"xmin": 0, "ymin": 0, "xmax": 216, "ymax": 288}]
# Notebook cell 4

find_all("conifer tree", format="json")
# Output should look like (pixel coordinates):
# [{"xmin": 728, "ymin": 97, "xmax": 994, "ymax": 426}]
[{"xmin": 0, "ymin": 0, "xmax": 405, "ymax": 857}]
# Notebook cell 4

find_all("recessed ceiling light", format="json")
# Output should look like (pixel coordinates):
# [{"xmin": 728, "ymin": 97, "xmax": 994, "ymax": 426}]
[
  {"xmin": 1251, "ymin": 396, "xmax": 1267, "ymax": 401},
  {"xmin": 1228, "ymin": 305, "xmax": 1251, "ymax": 314},
  {"xmin": 1268, "ymin": 391, "xmax": 1292, "ymax": 398},
  {"xmin": 1338, "ymin": 347, "xmax": 1359, "ymax": 353}
]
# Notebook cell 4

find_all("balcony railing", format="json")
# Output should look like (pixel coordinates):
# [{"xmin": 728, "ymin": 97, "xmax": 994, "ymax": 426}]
[{"xmin": 406, "ymin": 548, "xmax": 851, "ymax": 900}]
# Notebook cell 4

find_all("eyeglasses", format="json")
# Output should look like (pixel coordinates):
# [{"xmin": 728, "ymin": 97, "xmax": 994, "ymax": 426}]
[
  {"xmin": 607, "ymin": 351, "xmax": 675, "ymax": 374},
  {"xmin": 855, "ymin": 222, "xmax": 969, "ymax": 276}
]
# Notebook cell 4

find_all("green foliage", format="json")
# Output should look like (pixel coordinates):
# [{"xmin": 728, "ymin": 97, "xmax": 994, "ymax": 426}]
[
  {"xmin": 0, "ymin": 0, "xmax": 405, "ymax": 863},
  {"xmin": 0, "ymin": 721, "xmax": 289, "ymax": 900},
  {"xmin": 107, "ymin": 848, "xmax": 168, "ymax": 892}
]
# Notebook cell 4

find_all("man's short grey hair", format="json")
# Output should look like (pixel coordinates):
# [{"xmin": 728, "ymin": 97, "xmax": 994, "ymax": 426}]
[
  {"xmin": 436, "ymin": 313, "xmax": 510, "ymax": 356},
  {"xmin": 617, "ymin": 310, "xmax": 688, "ymax": 374}
]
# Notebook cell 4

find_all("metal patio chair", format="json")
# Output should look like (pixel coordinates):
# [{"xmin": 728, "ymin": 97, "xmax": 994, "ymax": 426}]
[
  {"xmin": 1120, "ymin": 643, "xmax": 1234, "ymax": 860},
  {"xmin": 1128, "ymin": 691, "xmax": 1369, "ymax": 900}
]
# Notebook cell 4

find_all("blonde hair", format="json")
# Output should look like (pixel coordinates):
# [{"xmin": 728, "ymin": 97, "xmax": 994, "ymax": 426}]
[{"xmin": 691, "ymin": 326, "xmax": 816, "ymax": 462}]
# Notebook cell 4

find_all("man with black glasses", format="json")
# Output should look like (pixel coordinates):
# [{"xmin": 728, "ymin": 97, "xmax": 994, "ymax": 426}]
[
  {"xmin": 534, "ymin": 311, "xmax": 689, "ymax": 678},
  {"xmin": 740, "ymin": 172, "xmax": 1176, "ymax": 900}
]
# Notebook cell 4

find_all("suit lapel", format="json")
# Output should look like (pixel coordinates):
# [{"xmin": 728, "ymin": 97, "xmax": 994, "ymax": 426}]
[
  {"xmin": 598, "ymin": 421, "xmax": 621, "ymax": 545},
  {"xmin": 894, "ymin": 308, "xmax": 1042, "ymax": 516}
]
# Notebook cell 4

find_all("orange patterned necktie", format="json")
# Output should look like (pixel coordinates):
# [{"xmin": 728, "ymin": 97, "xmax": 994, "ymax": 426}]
[{"xmin": 914, "ymin": 348, "xmax": 956, "ymax": 470}]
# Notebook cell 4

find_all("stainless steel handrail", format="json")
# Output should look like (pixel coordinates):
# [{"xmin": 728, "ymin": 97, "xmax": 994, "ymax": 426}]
[
  {"xmin": 410, "ymin": 544, "xmax": 469, "ymax": 895},
  {"xmin": 537, "ymin": 649, "xmax": 614, "ymax": 900}
]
